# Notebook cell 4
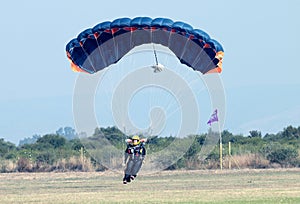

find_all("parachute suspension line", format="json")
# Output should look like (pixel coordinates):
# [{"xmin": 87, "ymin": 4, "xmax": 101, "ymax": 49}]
[
  {"xmin": 123, "ymin": 126, "xmax": 126, "ymax": 154},
  {"xmin": 152, "ymin": 44, "xmax": 159, "ymax": 66},
  {"xmin": 163, "ymin": 40, "xmax": 191, "ymax": 127},
  {"xmin": 151, "ymin": 44, "xmax": 164, "ymax": 73}
]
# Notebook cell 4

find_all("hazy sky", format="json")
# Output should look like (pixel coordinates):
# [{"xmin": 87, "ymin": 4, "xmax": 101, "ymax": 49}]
[{"xmin": 0, "ymin": 0, "xmax": 299, "ymax": 144}]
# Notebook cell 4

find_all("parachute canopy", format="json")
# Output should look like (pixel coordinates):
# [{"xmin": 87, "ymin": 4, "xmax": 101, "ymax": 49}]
[{"xmin": 66, "ymin": 17, "xmax": 224, "ymax": 74}]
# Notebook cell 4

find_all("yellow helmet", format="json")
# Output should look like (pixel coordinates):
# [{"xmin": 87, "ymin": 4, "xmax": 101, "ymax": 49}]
[{"xmin": 132, "ymin": 135, "xmax": 140, "ymax": 146}]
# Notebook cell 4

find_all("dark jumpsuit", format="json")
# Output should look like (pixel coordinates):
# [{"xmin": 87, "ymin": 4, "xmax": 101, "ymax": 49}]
[{"xmin": 123, "ymin": 142, "xmax": 146, "ymax": 182}]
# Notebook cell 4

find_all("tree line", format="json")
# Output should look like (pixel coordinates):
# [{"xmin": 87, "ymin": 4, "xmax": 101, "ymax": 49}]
[{"xmin": 0, "ymin": 126, "xmax": 299, "ymax": 172}]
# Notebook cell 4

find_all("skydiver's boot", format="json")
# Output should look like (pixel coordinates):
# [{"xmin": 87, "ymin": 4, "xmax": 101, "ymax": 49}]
[
  {"xmin": 126, "ymin": 175, "xmax": 131, "ymax": 183},
  {"xmin": 123, "ymin": 177, "xmax": 127, "ymax": 184},
  {"xmin": 123, "ymin": 174, "xmax": 130, "ymax": 184},
  {"xmin": 123, "ymin": 174, "xmax": 131, "ymax": 184},
  {"xmin": 130, "ymin": 175, "xmax": 136, "ymax": 181}
]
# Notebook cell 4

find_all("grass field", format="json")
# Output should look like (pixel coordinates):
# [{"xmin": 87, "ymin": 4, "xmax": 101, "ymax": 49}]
[{"xmin": 0, "ymin": 169, "xmax": 299, "ymax": 204}]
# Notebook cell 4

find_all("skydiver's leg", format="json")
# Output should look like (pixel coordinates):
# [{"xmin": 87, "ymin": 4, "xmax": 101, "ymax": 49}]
[
  {"xmin": 125, "ymin": 160, "xmax": 134, "ymax": 175},
  {"xmin": 123, "ymin": 160, "xmax": 134, "ymax": 183},
  {"xmin": 131, "ymin": 160, "xmax": 143, "ymax": 178}
]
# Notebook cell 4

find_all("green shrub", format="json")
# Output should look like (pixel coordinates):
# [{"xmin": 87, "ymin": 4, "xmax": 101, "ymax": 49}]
[{"xmin": 267, "ymin": 146, "xmax": 299, "ymax": 167}]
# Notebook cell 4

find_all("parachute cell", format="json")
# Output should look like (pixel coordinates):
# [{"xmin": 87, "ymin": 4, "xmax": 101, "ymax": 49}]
[{"xmin": 66, "ymin": 17, "xmax": 224, "ymax": 74}]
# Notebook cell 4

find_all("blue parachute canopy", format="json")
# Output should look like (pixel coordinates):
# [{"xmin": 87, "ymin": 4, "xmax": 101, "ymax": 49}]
[{"xmin": 66, "ymin": 17, "xmax": 224, "ymax": 74}]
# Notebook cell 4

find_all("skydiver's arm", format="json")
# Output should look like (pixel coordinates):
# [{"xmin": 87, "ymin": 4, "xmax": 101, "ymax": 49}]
[
  {"xmin": 124, "ymin": 152, "xmax": 129, "ymax": 164},
  {"xmin": 141, "ymin": 147, "xmax": 146, "ymax": 160}
]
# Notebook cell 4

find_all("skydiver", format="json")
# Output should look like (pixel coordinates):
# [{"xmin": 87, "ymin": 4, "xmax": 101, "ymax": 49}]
[{"xmin": 123, "ymin": 135, "xmax": 146, "ymax": 184}]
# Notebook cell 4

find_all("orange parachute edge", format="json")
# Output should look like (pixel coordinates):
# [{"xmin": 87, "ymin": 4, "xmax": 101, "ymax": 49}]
[
  {"xmin": 206, "ymin": 66, "xmax": 222, "ymax": 74},
  {"xmin": 69, "ymin": 59, "xmax": 88, "ymax": 73},
  {"xmin": 66, "ymin": 51, "xmax": 88, "ymax": 73},
  {"xmin": 206, "ymin": 51, "xmax": 224, "ymax": 74}
]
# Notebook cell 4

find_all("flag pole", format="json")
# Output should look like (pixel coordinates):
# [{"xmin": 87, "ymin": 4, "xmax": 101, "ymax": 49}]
[
  {"xmin": 207, "ymin": 109, "xmax": 222, "ymax": 170},
  {"xmin": 228, "ymin": 141, "xmax": 231, "ymax": 169},
  {"xmin": 218, "ymin": 121, "xmax": 222, "ymax": 170}
]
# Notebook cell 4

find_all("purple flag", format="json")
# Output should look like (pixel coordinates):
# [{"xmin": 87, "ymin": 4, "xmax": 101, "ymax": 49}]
[{"xmin": 207, "ymin": 109, "xmax": 218, "ymax": 126}]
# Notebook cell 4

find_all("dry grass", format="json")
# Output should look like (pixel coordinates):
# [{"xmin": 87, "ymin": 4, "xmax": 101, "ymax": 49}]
[
  {"xmin": 0, "ymin": 169, "xmax": 299, "ymax": 203},
  {"xmin": 223, "ymin": 154, "xmax": 270, "ymax": 169}
]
